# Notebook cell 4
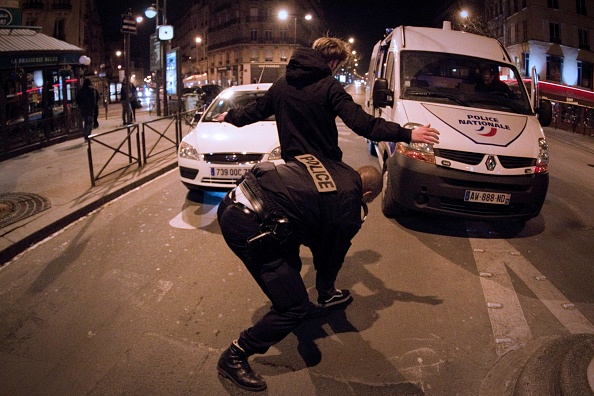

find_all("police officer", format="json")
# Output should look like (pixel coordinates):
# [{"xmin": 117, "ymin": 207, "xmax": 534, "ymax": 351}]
[
  {"xmin": 216, "ymin": 156, "xmax": 382, "ymax": 391},
  {"xmin": 217, "ymin": 37, "xmax": 440, "ymax": 162}
]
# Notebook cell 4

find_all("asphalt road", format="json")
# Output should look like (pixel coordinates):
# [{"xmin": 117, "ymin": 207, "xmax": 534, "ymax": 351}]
[{"xmin": 0, "ymin": 85, "xmax": 592, "ymax": 395}]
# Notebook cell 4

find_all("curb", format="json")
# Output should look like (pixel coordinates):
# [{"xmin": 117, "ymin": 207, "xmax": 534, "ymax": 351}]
[{"xmin": 513, "ymin": 334, "xmax": 594, "ymax": 396}]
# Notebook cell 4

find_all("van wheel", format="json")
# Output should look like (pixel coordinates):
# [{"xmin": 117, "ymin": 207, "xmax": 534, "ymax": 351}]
[{"xmin": 381, "ymin": 163, "xmax": 405, "ymax": 217}]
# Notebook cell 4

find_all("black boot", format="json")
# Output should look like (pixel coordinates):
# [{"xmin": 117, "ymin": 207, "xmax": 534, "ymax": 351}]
[{"xmin": 217, "ymin": 341, "xmax": 266, "ymax": 391}]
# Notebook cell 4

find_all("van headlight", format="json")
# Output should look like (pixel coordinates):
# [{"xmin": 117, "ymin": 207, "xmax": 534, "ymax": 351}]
[
  {"xmin": 396, "ymin": 122, "xmax": 436, "ymax": 164},
  {"xmin": 179, "ymin": 141, "xmax": 201, "ymax": 160},
  {"xmin": 268, "ymin": 146, "xmax": 282, "ymax": 161},
  {"xmin": 535, "ymin": 137, "xmax": 549, "ymax": 173},
  {"xmin": 396, "ymin": 142, "xmax": 435, "ymax": 164}
]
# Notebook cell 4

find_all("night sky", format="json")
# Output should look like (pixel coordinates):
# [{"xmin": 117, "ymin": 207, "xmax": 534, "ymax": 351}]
[{"xmin": 97, "ymin": 1, "xmax": 445, "ymax": 72}]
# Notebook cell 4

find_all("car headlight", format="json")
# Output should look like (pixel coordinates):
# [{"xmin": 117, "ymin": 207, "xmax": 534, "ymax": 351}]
[
  {"xmin": 268, "ymin": 146, "xmax": 281, "ymax": 161},
  {"xmin": 179, "ymin": 141, "xmax": 201, "ymax": 160},
  {"xmin": 535, "ymin": 137, "xmax": 549, "ymax": 173}
]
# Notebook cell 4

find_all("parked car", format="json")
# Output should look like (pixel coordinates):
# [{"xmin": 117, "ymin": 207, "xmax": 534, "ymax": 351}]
[{"xmin": 178, "ymin": 83, "xmax": 282, "ymax": 191}]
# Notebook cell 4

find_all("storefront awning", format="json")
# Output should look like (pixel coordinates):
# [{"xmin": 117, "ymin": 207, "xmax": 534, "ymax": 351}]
[
  {"xmin": 0, "ymin": 27, "xmax": 83, "ymax": 70},
  {"xmin": 539, "ymin": 81, "xmax": 594, "ymax": 109}
]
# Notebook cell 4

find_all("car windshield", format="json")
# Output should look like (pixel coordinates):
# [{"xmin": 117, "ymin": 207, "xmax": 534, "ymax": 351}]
[
  {"xmin": 400, "ymin": 51, "xmax": 533, "ymax": 115},
  {"xmin": 202, "ymin": 90, "xmax": 275, "ymax": 122}
]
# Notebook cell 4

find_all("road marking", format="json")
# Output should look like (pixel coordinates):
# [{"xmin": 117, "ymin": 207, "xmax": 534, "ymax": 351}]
[
  {"xmin": 470, "ymin": 237, "xmax": 594, "ymax": 355},
  {"xmin": 470, "ymin": 238, "xmax": 532, "ymax": 356},
  {"xmin": 169, "ymin": 204, "xmax": 219, "ymax": 229}
]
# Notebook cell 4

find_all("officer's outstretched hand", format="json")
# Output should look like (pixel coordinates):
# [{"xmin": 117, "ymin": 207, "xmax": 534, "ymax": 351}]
[
  {"xmin": 411, "ymin": 124, "xmax": 440, "ymax": 144},
  {"xmin": 216, "ymin": 112, "xmax": 228, "ymax": 122}
]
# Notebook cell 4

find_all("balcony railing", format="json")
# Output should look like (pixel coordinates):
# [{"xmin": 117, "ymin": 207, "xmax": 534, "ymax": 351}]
[
  {"xmin": 22, "ymin": 1, "xmax": 45, "ymax": 9},
  {"xmin": 52, "ymin": 1, "xmax": 72, "ymax": 10}
]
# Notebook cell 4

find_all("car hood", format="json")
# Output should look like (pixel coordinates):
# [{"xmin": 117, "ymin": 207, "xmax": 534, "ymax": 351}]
[{"xmin": 183, "ymin": 121, "xmax": 279, "ymax": 153}]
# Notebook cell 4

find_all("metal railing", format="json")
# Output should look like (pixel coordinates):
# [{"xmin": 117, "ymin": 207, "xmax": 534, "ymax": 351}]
[
  {"xmin": 86, "ymin": 111, "xmax": 191, "ymax": 187},
  {"xmin": 86, "ymin": 124, "xmax": 141, "ymax": 187}
]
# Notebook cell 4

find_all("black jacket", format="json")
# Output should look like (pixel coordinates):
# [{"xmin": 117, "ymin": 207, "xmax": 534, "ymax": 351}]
[
  {"xmin": 248, "ymin": 159, "xmax": 363, "ymax": 270},
  {"xmin": 76, "ymin": 86, "xmax": 96, "ymax": 117},
  {"xmin": 225, "ymin": 47, "xmax": 412, "ymax": 161}
]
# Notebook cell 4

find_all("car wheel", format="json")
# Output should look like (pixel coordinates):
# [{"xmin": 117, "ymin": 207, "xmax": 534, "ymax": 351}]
[{"xmin": 381, "ymin": 160, "xmax": 405, "ymax": 218}]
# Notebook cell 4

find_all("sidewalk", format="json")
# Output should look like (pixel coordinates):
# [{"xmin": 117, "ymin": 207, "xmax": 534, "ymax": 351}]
[{"xmin": 0, "ymin": 103, "xmax": 180, "ymax": 265}]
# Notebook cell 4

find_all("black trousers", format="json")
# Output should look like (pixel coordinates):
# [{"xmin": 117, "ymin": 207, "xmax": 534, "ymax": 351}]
[{"xmin": 217, "ymin": 193, "xmax": 315, "ymax": 355}]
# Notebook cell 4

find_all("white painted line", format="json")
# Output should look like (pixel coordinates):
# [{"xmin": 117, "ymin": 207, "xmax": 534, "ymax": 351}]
[
  {"xmin": 504, "ymin": 254, "xmax": 594, "ymax": 335},
  {"xmin": 470, "ymin": 238, "xmax": 533, "ymax": 356}
]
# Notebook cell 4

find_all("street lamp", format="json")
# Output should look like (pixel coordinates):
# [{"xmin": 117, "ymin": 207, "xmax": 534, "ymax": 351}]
[
  {"xmin": 278, "ymin": 10, "xmax": 312, "ymax": 47},
  {"xmin": 145, "ymin": 0, "xmax": 168, "ymax": 116}
]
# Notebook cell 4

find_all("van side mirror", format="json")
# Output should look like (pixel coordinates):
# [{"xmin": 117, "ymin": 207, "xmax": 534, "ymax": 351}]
[
  {"xmin": 372, "ymin": 78, "xmax": 393, "ymax": 108},
  {"xmin": 536, "ymin": 99, "xmax": 552, "ymax": 127}
]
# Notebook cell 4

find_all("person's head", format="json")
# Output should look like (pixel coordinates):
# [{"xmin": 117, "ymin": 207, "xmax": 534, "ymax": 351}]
[
  {"xmin": 312, "ymin": 37, "xmax": 351, "ymax": 74},
  {"xmin": 357, "ymin": 166, "xmax": 382, "ymax": 203},
  {"xmin": 480, "ymin": 68, "xmax": 495, "ymax": 85},
  {"xmin": 83, "ymin": 78, "xmax": 92, "ymax": 87}
]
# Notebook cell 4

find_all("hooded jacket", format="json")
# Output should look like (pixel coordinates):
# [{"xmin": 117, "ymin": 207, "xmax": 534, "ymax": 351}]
[{"xmin": 224, "ymin": 47, "xmax": 412, "ymax": 162}]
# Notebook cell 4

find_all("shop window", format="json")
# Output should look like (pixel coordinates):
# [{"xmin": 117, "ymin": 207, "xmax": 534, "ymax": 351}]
[
  {"xmin": 578, "ymin": 61, "xmax": 593, "ymax": 89},
  {"xmin": 546, "ymin": 55, "xmax": 563, "ymax": 82},
  {"xmin": 523, "ymin": 52, "xmax": 530, "ymax": 77}
]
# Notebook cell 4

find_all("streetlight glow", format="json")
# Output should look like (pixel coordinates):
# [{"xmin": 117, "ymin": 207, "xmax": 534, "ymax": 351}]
[
  {"xmin": 136, "ymin": 16, "xmax": 143, "ymax": 23},
  {"xmin": 278, "ymin": 9, "xmax": 288, "ymax": 21},
  {"xmin": 145, "ymin": 5, "xmax": 157, "ymax": 19},
  {"xmin": 460, "ymin": 10, "xmax": 469, "ymax": 19},
  {"xmin": 195, "ymin": 36, "xmax": 202, "ymax": 43}
]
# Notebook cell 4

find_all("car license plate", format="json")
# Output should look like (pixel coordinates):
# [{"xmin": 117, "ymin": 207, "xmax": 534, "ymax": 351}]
[
  {"xmin": 464, "ymin": 190, "xmax": 511, "ymax": 205},
  {"xmin": 210, "ymin": 167, "xmax": 248, "ymax": 179}
]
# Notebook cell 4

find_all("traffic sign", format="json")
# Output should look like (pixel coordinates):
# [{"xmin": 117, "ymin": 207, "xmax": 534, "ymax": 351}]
[{"xmin": 121, "ymin": 13, "xmax": 137, "ymax": 35}]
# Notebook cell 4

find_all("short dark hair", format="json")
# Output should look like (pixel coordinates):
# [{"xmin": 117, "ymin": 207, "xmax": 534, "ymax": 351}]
[
  {"xmin": 83, "ymin": 78, "xmax": 92, "ymax": 87},
  {"xmin": 358, "ymin": 165, "xmax": 382, "ymax": 201}
]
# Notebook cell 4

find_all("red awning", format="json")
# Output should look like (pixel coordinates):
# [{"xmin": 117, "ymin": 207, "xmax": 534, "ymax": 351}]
[{"xmin": 538, "ymin": 81, "xmax": 594, "ymax": 108}]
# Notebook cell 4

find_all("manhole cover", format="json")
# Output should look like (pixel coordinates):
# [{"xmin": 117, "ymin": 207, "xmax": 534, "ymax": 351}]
[{"xmin": 0, "ymin": 193, "xmax": 51, "ymax": 229}]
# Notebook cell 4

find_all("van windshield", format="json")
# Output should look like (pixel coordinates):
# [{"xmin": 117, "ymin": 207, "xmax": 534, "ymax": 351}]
[{"xmin": 400, "ymin": 51, "xmax": 533, "ymax": 115}]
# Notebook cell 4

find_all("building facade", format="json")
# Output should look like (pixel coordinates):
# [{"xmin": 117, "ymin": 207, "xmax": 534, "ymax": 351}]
[
  {"xmin": 442, "ymin": 0, "xmax": 594, "ymax": 130},
  {"xmin": 19, "ymin": 0, "xmax": 103, "ymax": 74},
  {"xmin": 172, "ymin": 0, "xmax": 327, "ymax": 88}
]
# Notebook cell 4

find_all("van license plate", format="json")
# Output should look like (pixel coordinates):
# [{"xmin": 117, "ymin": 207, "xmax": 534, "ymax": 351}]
[
  {"xmin": 210, "ymin": 167, "xmax": 248, "ymax": 179},
  {"xmin": 464, "ymin": 190, "xmax": 511, "ymax": 205}
]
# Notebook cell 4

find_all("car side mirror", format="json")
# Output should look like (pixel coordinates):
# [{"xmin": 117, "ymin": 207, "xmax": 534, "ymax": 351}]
[
  {"xmin": 536, "ymin": 99, "xmax": 552, "ymax": 127},
  {"xmin": 372, "ymin": 78, "xmax": 394, "ymax": 108}
]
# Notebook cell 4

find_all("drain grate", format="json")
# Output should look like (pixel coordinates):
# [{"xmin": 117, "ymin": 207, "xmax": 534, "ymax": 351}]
[{"xmin": 0, "ymin": 193, "xmax": 51, "ymax": 229}]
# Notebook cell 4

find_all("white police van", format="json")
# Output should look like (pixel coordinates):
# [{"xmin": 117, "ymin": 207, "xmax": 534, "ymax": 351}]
[{"xmin": 366, "ymin": 22, "xmax": 552, "ymax": 222}]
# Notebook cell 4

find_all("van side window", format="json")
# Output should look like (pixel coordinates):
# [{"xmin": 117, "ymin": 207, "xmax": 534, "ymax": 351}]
[
  {"xmin": 385, "ymin": 52, "xmax": 396, "ymax": 91},
  {"xmin": 378, "ymin": 41, "xmax": 390, "ymax": 79}
]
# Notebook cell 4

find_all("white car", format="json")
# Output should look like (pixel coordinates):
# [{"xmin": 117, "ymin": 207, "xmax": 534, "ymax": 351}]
[{"xmin": 178, "ymin": 83, "xmax": 282, "ymax": 190}]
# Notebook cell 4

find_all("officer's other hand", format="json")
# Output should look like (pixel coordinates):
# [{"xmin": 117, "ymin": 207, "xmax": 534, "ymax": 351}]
[
  {"xmin": 411, "ymin": 124, "xmax": 440, "ymax": 144},
  {"xmin": 216, "ymin": 112, "xmax": 228, "ymax": 122}
]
